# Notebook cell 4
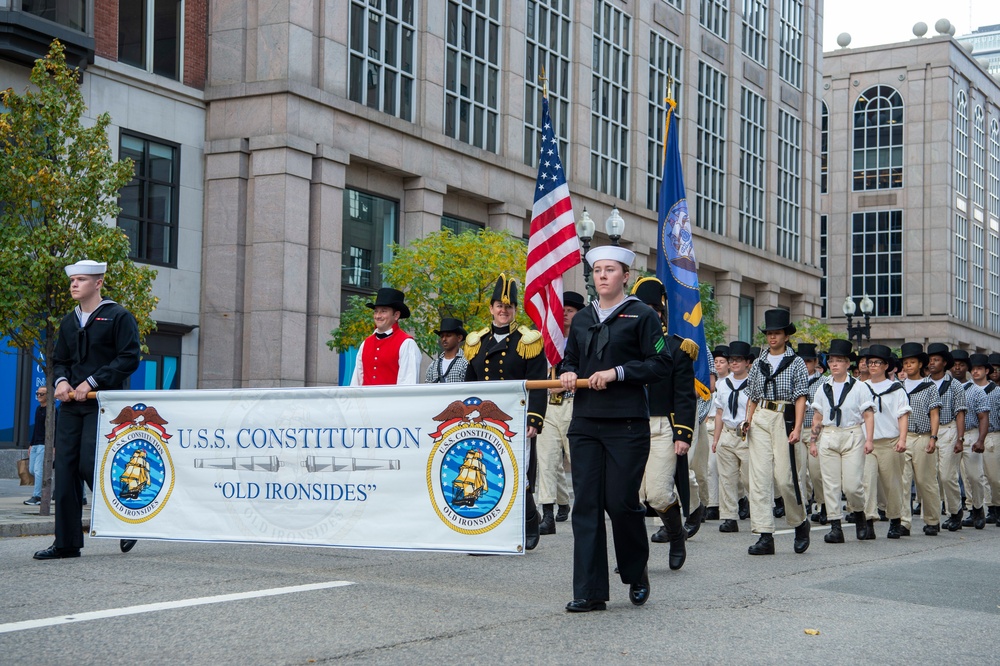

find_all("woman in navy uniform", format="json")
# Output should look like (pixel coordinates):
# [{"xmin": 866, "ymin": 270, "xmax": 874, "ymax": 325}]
[
  {"xmin": 559, "ymin": 246, "xmax": 672, "ymax": 612},
  {"xmin": 464, "ymin": 274, "xmax": 547, "ymax": 549}
]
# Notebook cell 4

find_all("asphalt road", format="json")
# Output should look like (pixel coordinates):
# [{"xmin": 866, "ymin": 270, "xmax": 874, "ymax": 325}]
[{"xmin": 2, "ymin": 515, "xmax": 998, "ymax": 665}]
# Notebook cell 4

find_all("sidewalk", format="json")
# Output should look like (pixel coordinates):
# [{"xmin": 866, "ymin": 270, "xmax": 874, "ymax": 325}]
[{"xmin": 0, "ymin": 478, "xmax": 90, "ymax": 538}]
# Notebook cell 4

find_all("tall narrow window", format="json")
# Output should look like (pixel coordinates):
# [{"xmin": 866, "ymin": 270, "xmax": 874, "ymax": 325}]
[
  {"xmin": 738, "ymin": 296, "xmax": 754, "ymax": 342},
  {"xmin": 348, "ymin": 0, "xmax": 416, "ymax": 121},
  {"xmin": 741, "ymin": 0, "xmax": 767, "ymax": 66},
  {"xmin": 778, "ymin": 0, "xmax": 803, "ymax": 89},
  {"xmin": 776, "ymin": 110, "xmax": 801, "ymax": 261},
  {"xmin": 820, "ymin": 214, "xmax": 828, "ymax": 318},
  {"xmin": 973, "ymin": 106, "xmax": 986, "ymax": 209},
  {"xmin": 851, "ymin": 210, "xmax": 902, "ymax": 317},
  {"xmin": 852, "ymin": 86, "xmax": 903, "ymax": 191},
  {"xmin": 647, "ymin": 31, "xmax": 682, "ymax": 211},
  {"xmin": 990, "ymin": 119, "xmax": 1000, "ymax": 332},
  {"xmin": 696, "ymin": 60, "xmax": 726, "ymax": 235},
  {"xmin": 590, "ymin": 1, "xmax": 631, "ymax": 199},
  {"xmin": 820, "ymin": 101, "xmax": 829, "ymax": 194},
  {"xmin": 445, "ymin": 0, "xmax": 501, "ymax": 152},
  {"xmin": 118, "ymin": 0, "xmax": 182, "ymax": 80},
  {"xmin": 524, "ymin": 0, "xmax": 572, "ymax": 167},
  {"xmin": 700, "ymin": 0, "xmax": 728, "ymax": 40},
  {"xmin": 973, "ymin": 221, "xmax": 985, "ymax": 327},
  {"xmin": 738, "ymin": 87, "xmax": 766, "ymax": 248},
  {"xmin": 955, "ymin": 212, "xmax": 968, "ymax": 321},
  {"xmin": 341, "ymin": 190, "xmax": 399, "ymax": 315},
  {"xmin": 990, "ymin": 228, "xmax": 1000, "ymax": 332},
  {"xmin": 991, "ymin": 119, "xmax": 1000, "ymax": 221},
  {"xmin": 956, "ymin": 91, "xmax": 969, "ymax": 198},
  {"xmin": 118, "ymin": 133, "xmax": 180, "ymax": 267}
]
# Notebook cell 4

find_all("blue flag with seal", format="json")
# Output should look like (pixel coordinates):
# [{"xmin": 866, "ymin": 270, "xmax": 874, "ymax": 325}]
[{"xmin": 657, "ymin": 96, "xmax": 711, "ymax": 399}]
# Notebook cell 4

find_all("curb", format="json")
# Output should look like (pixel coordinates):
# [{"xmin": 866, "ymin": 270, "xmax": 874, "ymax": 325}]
[{"xmin": 0, "ymin": 517, "xmax": 90, "ymax": 539}]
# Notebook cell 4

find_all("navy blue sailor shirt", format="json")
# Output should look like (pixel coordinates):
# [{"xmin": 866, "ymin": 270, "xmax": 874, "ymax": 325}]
[{"xmin": 561, "ymin": 297, "xmax": 673, "ymax": 420}]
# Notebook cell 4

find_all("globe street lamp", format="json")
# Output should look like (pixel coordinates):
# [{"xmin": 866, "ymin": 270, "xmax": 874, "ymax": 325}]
[
  {"xmin": 577, "ymin": 208, "xmax": 597, "ymax": 302},
  {"xmin": 605, "ymin": 206, "xmax": 625, "ymax": 246},
  {"xmin": 843, "ymin": 293, "xmax": 874, "ymax": 349}
]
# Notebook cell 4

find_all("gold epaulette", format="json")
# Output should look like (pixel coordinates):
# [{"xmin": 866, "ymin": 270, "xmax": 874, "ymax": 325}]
[
  {"xmin": 464, "ymin": 327, "xmax": 490, "ymax": 359},
  {"xmin": 679, "ymin": 337, "xmax": 699, "ymax": 361},
  {"xmin": 516, "ymin": 327, "xmax": 544, "ymax": 359}
]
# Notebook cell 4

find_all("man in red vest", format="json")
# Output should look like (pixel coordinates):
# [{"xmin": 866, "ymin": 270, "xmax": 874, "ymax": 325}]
[{"xmin": 349, "ymin": 288, "xmax": 420, "ymax": 386}]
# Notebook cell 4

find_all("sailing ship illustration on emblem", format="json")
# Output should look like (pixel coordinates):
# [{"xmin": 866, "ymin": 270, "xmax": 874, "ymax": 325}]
[
  {"xmin": 119, "ymin": 449, "xmax": 151, "ymax": 500},
  {"xmin": 664, "ymin": 200, "xmax": 699, "ymax": 277},
  {"xmin": 452, "ymin": 448, "xmax": 489, "ymax": 507}
]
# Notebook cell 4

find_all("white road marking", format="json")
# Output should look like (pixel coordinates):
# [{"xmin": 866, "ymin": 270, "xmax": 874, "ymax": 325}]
[{"xmin": 0, "ymin": 580, "xmax": 354, "ymax": 634}]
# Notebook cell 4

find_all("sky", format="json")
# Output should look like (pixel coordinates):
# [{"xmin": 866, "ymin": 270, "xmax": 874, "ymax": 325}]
[{"xmin": 822, "ymin": 0, "xmax": 998, "ymax": 51}]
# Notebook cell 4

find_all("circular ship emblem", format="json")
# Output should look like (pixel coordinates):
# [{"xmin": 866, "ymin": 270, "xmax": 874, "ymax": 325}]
[{"xmin": 100, "ymin": 403, "xmax": 175, "ymax": 523}]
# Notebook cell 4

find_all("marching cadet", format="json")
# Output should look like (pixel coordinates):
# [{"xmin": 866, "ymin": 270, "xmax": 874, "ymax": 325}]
[
  {"xmin": 35, "ymin": 260, "xmax": 141, "ymax": 560},
  {"xmin": 742, "ymin": 310, "xmax": 812, "ymax": 555},
  {"xmin": 689, "ymin": 351, "xmax": 720, "ymax": 529},
  {"xmin": 714, "ymin": 346, "xmax": 731, "ymax": 379},
  {"xmin": 536, "ymin": 290, "xmax": 586, "ymax": 535},
  {"xmin": 898, "ymin": 343, "xmax": 944, "ymax": 536},
  {"xmin": 956, "ymin": 353, "xmax": 990, "ymax": 529},
  {"xmin": 424, "ymin": 318, "xmax": 469, "ymax": 383},
  {"xmin": 799, "ymin": 344, "xmax": 828, "ymax": 525},
  {"xmin": 712, "ymin": 341, "xmax": 753, "ymax": 533},
  {"xmin": 559, "ymin": 246, "xmax": 671, "ymax": 612},
  {"xmin": 465, "ymin": 275, "xmax": 547, "ymax": 549},
  {"xmin": 925, "ymin": 344, "xmax": 968, "ymax": 531},
  {"xmin": 809, "ymin": 340, "xmax": 875, "ymax": 543},
  {"xmin": 860, "ymin": 345, "xmax": 911, "ymax": 538},
  {"xmin": 350, "ymin": 288, "xmax": 420, "ymax": 386},
  {"xmin": 973, "ymin": 353, "xmax": 1000, "ymax": 527},
  {"xmin": 630, "ymin": 277, "xmax": 696, "ymax": 571}
]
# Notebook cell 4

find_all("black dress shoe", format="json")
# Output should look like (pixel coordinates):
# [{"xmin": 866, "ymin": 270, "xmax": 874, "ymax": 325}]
[
  {"xmin": 719, "ymin": 519, "xmax": 739, "ymax": 533},
  {"xmin": 748, "ymin": 533, "xmax": 775, "ymax": 555},
  {"xmin": 705, "ymin": 506, "xmax": 720, "ymax": 520},
  {"xmin": 878, "ymin": 509, "xmax": 888, "ymax": 521},
  {"xmin": 973, "ymin": 506, "xmax": 987, "ymax": 530},
  {"xmin": 923, "ymin": 524, "xmax": 939, "ymax": 536},
  {"xmin": 566, "ymin": 599, "xmax": 607, "ymax": 612},
  {"xmin": 738, "ymin": 496, "xmax": 750, "ymax": 520},
  {"xmin": 33, "ymin": 545, "xmax": 81, "ymax": 560},
  {"xmin": 539, "ymin": 514, "xmax": 556, "ymax": 535},
  {"xmin": 629, "ymin": 568, "xmax": 650, "ymax": 606},
  {"xmin": 794, "ymin": 519, "xmax": 811, "ymax": 553},
  {"xmin": 683, "ymin": 504, "xmax": 704, "ymax": 538},
  {"xmin": 887, "ymin": 518, "xmax": 902, "ymax": 539},
  {"xmin": 944, "ymin": 511, "xmax": 963, "ymax": 532},
  {"xmin": 898, "ymin": 525, "xmax": 911, "ymax": 537},
  {"xmin": 650, "ymin": 526, "xmax": 669, "ymax": 543},
  {"xmin": 120, "ymin": 539, "xmax": 138, "ymax": 553},
  {"xmin": 525, "ymin": 511, "xmax": 540, "ymax": 550},
  {"xmin": 824, "ymin": 520, "xmax": 845, "ymax": 543},
  {"xmin": 556, "ymin": 504, "xmax": 570, "ymax": 522}
]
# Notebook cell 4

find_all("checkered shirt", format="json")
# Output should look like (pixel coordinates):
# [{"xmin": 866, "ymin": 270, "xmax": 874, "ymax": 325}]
[
  {"xmin": 424, "ymin": 351, "xmax": 469, "ymax": 384},
  {"xmin": 746, "ymin": 346, "xmax": 809, "ymax": 404},
  {"xmin": 697, "ymin": 352, "xmax": 717, "ymax": 423},
  {"xmin": 905, "ymin": 378, "xmax": 944, "ymax": 434},
  {"xmin": 933, "ymin": 375, "xmax": 968, "ymax": 425},
  {"xmin": 961, "ymin": 380, "xmax": 990, "ymax": 417},
  {"xmin": 803, "ymin": 371, "xmax": 825, "ymax": 429},
  {"xmin": 975, "ymin": 381, "xmax": 1000, "ymax": 431}
]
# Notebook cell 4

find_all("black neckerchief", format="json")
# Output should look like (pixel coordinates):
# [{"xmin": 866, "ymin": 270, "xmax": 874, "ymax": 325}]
[
  {"xmin": 986, "ymin": 382, "xmax": 998, "ymax": 395},
  {"xmin": 808, "ymin": 375, "xmax": 823, "ymax": 387},
  {"xmin": 726, "ymin": 377, "xmax": 746, "ymax": 418},
  {"xmin": 823, "ymin": 376, "xmax": 856, "ymax": 426},
  {"xmin": 585, "ymin": 300, "xmax": 633, "ymax": 361},
  {"xmin": 866, "ymin": 381, "xmax": 903, "ymax": 412},
  {"xmin": 906, "ymin": 379, "xmax": 934, "ymax": 399},
  {"xmin": 758, "ymin": 351, "xmax": 795, "ymax": 398},
  {"xmin": 936, "ymin": 376, "xmax": 952, "ymax": 397},
  {"xmin": 432, "ymin": 354, "xmax": 457, "ymax": 383}
]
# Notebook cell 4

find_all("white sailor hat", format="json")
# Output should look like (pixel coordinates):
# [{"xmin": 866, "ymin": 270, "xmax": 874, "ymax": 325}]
[
  {"xmin": 585, "ymin": 245, "xmax": 635, "ymax": 267},
  {"xmin": 64, "ymin": 259, "xmax": 107, "ymax": 277}
]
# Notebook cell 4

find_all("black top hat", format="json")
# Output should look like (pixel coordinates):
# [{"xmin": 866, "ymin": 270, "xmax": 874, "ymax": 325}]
[
  {"xmin": 796, "ymin": 343, "xmax": 818, "ymax": 360},
  {"xmin": 899, "ymin": 342, "xmax": 929, "ymax": 367},
  {"xmin": 969, "ymin": 353, "xmax": 992, "ymax": 372},
  {"xmin": 750, "ymin": 346, "xmax": 762, "ymax": 359},
  {"xmin": 563, "ymin": 291, "xmax": 586, "ymax": 311},
  {"xmin": 434, "ymin": 317, "xmax": 467, "ymax": 339},
  {"xmin": 728, "ymin": 341, "xmax": 753, "ymax": 359},
  {"xmin": 712, "ymin": 344, "xmax": 731, "ymax": 359},
  {"xmin": 367, "ymin": 287, "xmax": 410, "ymax": 319},
  {"xmin": 631, "ymin": 277, "xmax": 666, "ymax": 309},
  {"xmin": 950, "ymin": 349, "xmax": 970, "ymax": 364},
  {"xmin": 826, "ymin": 338, "xmax": 856, "ymax": 362},
  {"xmin": 989, "ymin": 353, "xmax": 1000, "ymax": 368},
  {"xmin": 864, "ymin": 344, "xmax": 893, "ymax": 364},
  {"xmin": 759, "ymin": 309, "xmax": 796, "ymax": 335},
  {"xmin": 926, "ymin": 342, "xmax": 954, "ymax": 369},
  {"xmin": 491, "ymin": 274, "xmax": 518, "ymax": 307}
]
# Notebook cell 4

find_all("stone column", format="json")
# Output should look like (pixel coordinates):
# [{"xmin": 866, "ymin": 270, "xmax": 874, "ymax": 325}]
[
  {"xmin": 402, "ymin": 177, "xmax": 447, "ymax": 245},
  {"xmin": 488, "ymin": 203, "xmax": 526, "ymax": 238},
  {"xmin": 755, "ymin": 283, "xmax": 781, "ymax": 325},
  {"xmin": 200, "ymin": 138, "xmax": 250, "ymax": 389},
  {"xmin": 242, "ymin": 134, "xmax": 317, "ymax": 387},
  {"xmin": 714, "ymin": 271, "xmax": 742, "ymax": 340},
  {"xmin": 305, "ymin": 146, "xmax": 350, "ymax": 386}
]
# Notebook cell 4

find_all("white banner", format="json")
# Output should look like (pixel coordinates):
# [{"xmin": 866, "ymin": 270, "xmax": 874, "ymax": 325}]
[{"xmin": 91, "ymin": 382, "xmax": 529, "ymax": 554}]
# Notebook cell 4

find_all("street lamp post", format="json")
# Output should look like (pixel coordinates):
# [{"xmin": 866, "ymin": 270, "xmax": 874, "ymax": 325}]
[
  {"xmin": 843, "ymin": 293, "xmax": 875, "ymax": 349},
  {"xmin": 577, "ymin": 208, "xmax": 597, "ymax": 302}
]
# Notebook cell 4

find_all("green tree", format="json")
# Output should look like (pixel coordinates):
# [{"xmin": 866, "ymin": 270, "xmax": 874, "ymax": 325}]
[
  {"xmin": 699, "ymin": 283, "xmax": 727, "ymax": 347},
  {"xmin": 330, "ymin": 228, "xmax": 530, "ymax": 357},
  {"xmin": 0, "ymin": 41, "xmax": 158, "ymax": 514}
]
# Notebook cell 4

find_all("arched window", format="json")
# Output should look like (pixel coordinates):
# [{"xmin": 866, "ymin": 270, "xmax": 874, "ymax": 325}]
[
  {"xmin": 955, "ymin": 91, "xmax": 969, "ymax": 197},
  {"xmin": 852, "ymin": 86, "xmax": 903, "ymax": 191}
]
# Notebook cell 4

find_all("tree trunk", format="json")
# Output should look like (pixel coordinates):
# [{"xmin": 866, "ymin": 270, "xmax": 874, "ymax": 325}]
[{"xmin": 39, "ymin": 326, "xmax": 56, "ymax": 517}]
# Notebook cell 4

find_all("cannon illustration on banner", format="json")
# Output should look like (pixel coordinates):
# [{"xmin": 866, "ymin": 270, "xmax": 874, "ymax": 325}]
[
  {"xmin": 301, "ymin": 456, "xmax": 401, "ymax": 472},
  {"xmin": 194, "ymin": 456, "xmax": 283, "ymax": 472}
]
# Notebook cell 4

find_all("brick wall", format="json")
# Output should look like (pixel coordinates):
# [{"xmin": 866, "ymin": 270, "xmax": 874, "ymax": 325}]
[
  {"xmin": 93, "ymin": 0, "xmax": 117, "ymax": 60},
  {"xmin": 184, "ymin": 0, "xmax": 207, "ymax": 90}
]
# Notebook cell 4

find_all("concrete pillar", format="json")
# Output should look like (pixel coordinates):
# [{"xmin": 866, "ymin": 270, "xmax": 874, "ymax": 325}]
[
  {"xmin": 488, "ymin": 202, "xmax": 526, "ymax": 237},
  {"xmin": 755, "ymin": 283, "xmax": 781, "ymax": 326},
  {"xmin": 715, "ymin": 271, "xmax": 742, "ymax": 341},
  {"xmin": 402, "ymin": 177, "xmax": 448, "ymax": 245}
]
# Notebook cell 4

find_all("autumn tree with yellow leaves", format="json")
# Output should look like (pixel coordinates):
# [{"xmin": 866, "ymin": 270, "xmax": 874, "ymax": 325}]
[
  {"xmin": 329, "ymin": 228, "xmax": 531, "ymax": 357},
  {"xmin": 0, "ymin": 41, "xmax": 158, "ymax": 513}
]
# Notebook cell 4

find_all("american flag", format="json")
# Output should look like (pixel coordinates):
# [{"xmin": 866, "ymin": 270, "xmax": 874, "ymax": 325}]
[{"xmin": 525, "ymin": 96, "xmax": 581, "ymax": 366}]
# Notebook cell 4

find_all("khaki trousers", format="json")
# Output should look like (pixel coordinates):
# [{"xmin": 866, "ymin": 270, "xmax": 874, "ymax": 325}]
[
  {"xmin": 705, "ymin": 417, "xmax": 719, "ymax": 507},
  {"xmin": 935, "ymin": 423, "xmax": 963, "ymax": 515},
  {"xmin": 864, "ymin": 437, "xmax": 904, "ymax": 520},
  {"xmin": 747, "ymin": 406, "xmax": 806, "ymax": 534},
  {"xmin": 982, "ymin": 432, "xmax": 1000, "ymax": 507},
  {"xmin": 716, "ymin": 425, "xmax": 749, "ymax": 520},
  {"xmin": 817, "ymin": 424, "xmax": 866, "ymax": 515},
  {"xmin": 901, "ymin": 432, "xmax": 941, "ymax": 529},
  {"xmin": 960, "ymin": 430, "xmax": 987, "ymax": 510},
  {"xmin": 691, "ymin": 417, "xmax": 711, "ymax": 508},
  {"xmin": 803, "ymin": 431, "xmax": 825, "ymax": 508},
  {"xmin": 639, "ymin": 416, "xmax": 679, "ymax": 512},
  {"xmin": 535, "ymin": 398, "xmax": 573, "ymax": 505}
]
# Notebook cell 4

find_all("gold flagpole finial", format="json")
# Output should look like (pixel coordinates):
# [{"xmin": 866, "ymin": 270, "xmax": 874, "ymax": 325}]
[
  {"xmin": 666, "ymin": 73, "xmax": 675, "ymax": 104},
  {"xmin": 539, "ymin": 66, "xmax": 548, "ymax": 99}
]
